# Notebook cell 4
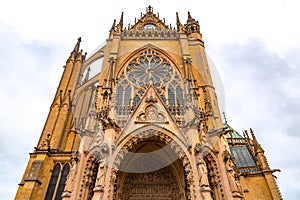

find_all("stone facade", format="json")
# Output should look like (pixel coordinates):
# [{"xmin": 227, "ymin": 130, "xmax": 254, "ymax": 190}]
[{"xmin": 15, "ymin": 6, "xmax": 282, "ymax": 200}]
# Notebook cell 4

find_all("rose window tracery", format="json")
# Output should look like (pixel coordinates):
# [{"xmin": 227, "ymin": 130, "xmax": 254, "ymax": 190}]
[
  {"xmin": 115, "ymin": 48, "xmax": 185, "ymax": 126},
  {"xmin": 126, "ymin": 50, "xmax": 174, "ymax": 88}
]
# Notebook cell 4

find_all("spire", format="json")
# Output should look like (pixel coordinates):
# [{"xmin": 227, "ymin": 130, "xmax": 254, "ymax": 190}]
[
  {"xmin": 116, "ymin": 12, "xmax": 124, "ymax": 32},
  {"xmin": 176, "ymin": 12, "xmax": 183, "ymax": 32},
  {"xmin": 187, "ymin": 11, "xmax": 194, "ymax": 23},
  {"xmin": 146, "ymin": 5, "xmax": 153, "ymax": 13},
  {"xmin": 110, "ymin": 19, "xmax": 116, "ymax": 36},
  {"xmin": 250, "ymin": 128, "xmax": 260, "ymax": 151},
  {"xmin": 223, "ymin": 112, "xmax": 228, "ymax": 125},
  {"xmin": 73, "ymin": 37, "xmax": 81, "ymax": 54},
  {"xmin": 68, "ymin": 37, "xmax": 82, "ymax": 62},
  {"xmin": 185, "ymin": 11, "xmax": 200, "ymax": 34}
]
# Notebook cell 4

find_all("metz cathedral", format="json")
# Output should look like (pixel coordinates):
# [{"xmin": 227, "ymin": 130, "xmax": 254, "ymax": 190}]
[{"xmin": 15, "ymin": 6, "xmax": 282, "ymax": 200}]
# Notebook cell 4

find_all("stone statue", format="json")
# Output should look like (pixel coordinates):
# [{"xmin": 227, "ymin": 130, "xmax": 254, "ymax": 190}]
[
  {"xmin": 224, "ymin": 152, "xmax": 243, "ymax": 197},
  {"xmin": 197, "ymin": 157, "xmax": 210, "ymax": 188},
  {"xmin": 62, "ymin": 153, "xmax": 79, "ymax": 198},
  {"xmin": 94, "ymin": 159, "xmax": 107, "ymax": 192}
]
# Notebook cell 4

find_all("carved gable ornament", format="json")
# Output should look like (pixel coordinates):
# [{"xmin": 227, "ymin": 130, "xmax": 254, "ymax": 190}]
[
  {"xmin": 135, "ymin": 89, "xmax": 167, "ymax": 124},
  {"xmin": 136, "ymin": 104, "xmax": 166, "ymax": 123},
  {"xmin": 130, "ymin": 6, "xmax": 168, "ymax": 30}
]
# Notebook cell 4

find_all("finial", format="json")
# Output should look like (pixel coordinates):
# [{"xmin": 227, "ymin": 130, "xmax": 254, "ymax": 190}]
[
  {"xmin": 176, "ymin": 12, "xmax": 183, "ymax": 31},
  {"xmin": 244, "ymin": 130, "xmax": 249, "ymax": 139},
  {"xmin": 250, "ymin": 128, "xmax": 254, "ymax": 134},
  {"xmin": 250, "ymin": 128, "xmax": 258, "ymax": 142},
  {"xmin": 117, "ymin": 12, "xmax": 124, "ymax": 32},
  {"xmin": 73, "ymin": 37, "xmax": 81, "ymax": 54},
  {"xmin": 147, "ymin": 5, "xmax": 153, "ymax": 13},
  {"xmin": 223, "ymin": 112, "xmax": 228, "ymax": 124},
  {"xmin": 250, "ymin": 128, "xmax": 259, "ymax": 151},
  {"xmin": 110, "ymin": 19, "xmax": 116, "ymax": 35},
  {"xmin": 185, "ymin": 11, "xmax": 200, "ymax": 34},
  {"xmin": 188, "ymin": 11, "xmax": 192, "ymax": 20}
]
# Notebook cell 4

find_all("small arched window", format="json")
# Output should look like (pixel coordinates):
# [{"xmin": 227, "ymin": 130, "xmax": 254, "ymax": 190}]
[
  {"xmin": 45, "ymin": 164, "xmax": 61, "ymax": 200},
  {"xmin": 168, "ymin": 87, "xmax": 175, "ymax": 106},
  {"xmin": 117, "ymin": 86, "xmax": 123, "ymax": 106},
  {"xmin": 54, "ymin": 164, "xmax": 70, "ymax": 200},
  {"xmin": 133, "ymin": 96, "xmax": 140, "ymax": 107},
  {"xmin": 124, "ymin": 86, "xmax": 131, "ymax": 106},
  {"xmin": 176, "ymin": 87, "xmax": 184, "ymax": 106},
  {"xmin": 45, "ymin": 163, "xmax": 70, "ymax": 200}
]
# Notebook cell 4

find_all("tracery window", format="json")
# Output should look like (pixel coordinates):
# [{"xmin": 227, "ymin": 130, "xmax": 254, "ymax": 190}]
[
  {"xmin": 45, "ymin": 164, "xmax": 60, "ymax": 200},
  {"xmin": 115, "ymin": 48, "xmax": 184, "ymax": 119},
  {"xmin": 55, "ymin": 164, "xmax": 70, "ymax": 200},
  {"xmin": 45, "ymin": 163, "xmax": 70, "ymax": 200}
]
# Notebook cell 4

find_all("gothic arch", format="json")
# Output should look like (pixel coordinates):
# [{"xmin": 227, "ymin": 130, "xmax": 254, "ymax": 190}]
[
  {"xmin": 204, "ymin": 152, "xmax": 224, "ymax": 200},
  {"xmin": 78, "ymin": 155, "xmax": 100, "ymax": 200},
  {"xmin": 107, "ymin": 125, "xmax": 197, "ymax": 200},
  {"xmin": 116, "ymin": 44, "xmax": 183, "ymax": 78}
]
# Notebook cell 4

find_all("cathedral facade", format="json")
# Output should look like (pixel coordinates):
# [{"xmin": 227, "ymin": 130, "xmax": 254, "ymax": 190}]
[{"xmin": 15, "ymin": 6, "xmax": 282, "ymax": 200}]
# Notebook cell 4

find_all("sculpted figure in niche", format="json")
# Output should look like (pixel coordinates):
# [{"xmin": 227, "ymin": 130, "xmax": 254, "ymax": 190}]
[
  {"xmin": 224, "ymin": 152, "xmax": 243, "ymax": 196},
  {"xmin": 147, "ymin": 106, "xmax": 157, "ymax": 120},
  {"xmin": 196, "ymin": 154, "xmax": 210, "ymax": 188},
  {"xmin": 62, "ymin": 153, "xmax": 79, "ymax": 197},
  {"xmin": 94, "ymin": 158, "xmax": 107, "ymax": 192}
]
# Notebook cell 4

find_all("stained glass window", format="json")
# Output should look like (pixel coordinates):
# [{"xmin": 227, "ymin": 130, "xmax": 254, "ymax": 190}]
[
  {"xmin": 168, "ymin": 87, "xmax": 175, "ymax": 106},
  {"xmin": 124, "ymin": 86, "xmax": 131, "ymax": 106},
  {"xmin": 45, "ymin": 164, "xmax": 61, "ymax": 200},
  {"xmin": 115, "ymin": 48, "xmax": 184, "ymax": 117},
  {"xmin": 125, "ymin": 51, "xmax": 174, "ymax": 88},
  {"xmin": 176, "ymin": 87, "xmax": 184, "ymax": 106},
  {"xmin": 54, "ymin": 164, "xmax": 70, "ymax": 200}
]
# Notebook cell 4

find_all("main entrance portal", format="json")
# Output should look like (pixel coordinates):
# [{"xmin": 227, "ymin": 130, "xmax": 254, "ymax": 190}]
[{"xmin": 115, "ymin": 142, "xmax": 186, "ymax": 200}]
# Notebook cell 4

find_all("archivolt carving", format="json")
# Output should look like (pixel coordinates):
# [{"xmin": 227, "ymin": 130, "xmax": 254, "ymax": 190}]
[
  {"xmin": 205, "ymin": 153, "xmax": 224, "ymax": 200},
  {"xmin": 110, "ymin": 128, "xmax": 194, "ymax": 200},
  {"xmin": 79, "ymin": 156, "xmax": 99, "ymax": 200}
]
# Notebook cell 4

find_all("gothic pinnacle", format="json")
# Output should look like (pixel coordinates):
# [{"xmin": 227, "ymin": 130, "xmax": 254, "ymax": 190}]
[
  {"xmin": 147, "ymin": 5, "xmax": 153, "ymax": 13},
  {"xmin": 117, "ymin": 12, "xmax": 124, "ymax": 32},
  {"xmin": 187, "ymin": 11, "xmax": 193, "ymax": 22},
  {"xmin": 73, "ymin": 37, "xmax": 81, "ymax": 54},
  {"xmin": 110, "ymin": 19, "xmax": 116, "ymax": 34},
  {"xmin": 176, "ymin": 12, "xmax": 183, "ymax": 31}
]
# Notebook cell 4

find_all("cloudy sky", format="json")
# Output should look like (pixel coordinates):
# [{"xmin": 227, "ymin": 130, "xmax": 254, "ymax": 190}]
[{"xmin": 0, "ymin": 0, "xmax": 299, "ymax": 199}]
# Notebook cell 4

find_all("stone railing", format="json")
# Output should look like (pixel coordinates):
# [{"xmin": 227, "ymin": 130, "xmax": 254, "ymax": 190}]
[
  {"xmin": 122, "ymin": 28, "xmax": 179, "ymax": 40},
  {"xmin": 238, "ymin": 166, "xmax": 261, "ymax": 174}
]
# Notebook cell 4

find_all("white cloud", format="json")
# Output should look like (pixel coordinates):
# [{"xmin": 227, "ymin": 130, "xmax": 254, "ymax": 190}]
[
  {"xmin": 0, "ymin": 0, "xmax": 300, "ymax": 199},
  {"xmin": 208, "ymin": 38, "xmax": 300, "ymax": 199},
  {"xmin": 0, "ymin": 23, "xmax": 68, "ymax": 199}
]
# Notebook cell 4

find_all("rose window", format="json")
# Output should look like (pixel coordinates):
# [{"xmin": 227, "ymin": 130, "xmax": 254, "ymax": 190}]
[
  {"xmin": 115, "ymin": 48, "xmax": 184, "ymax": 120},
  {"xmin": 125, "ymin": 49, "xmax": 174, "ymax": 88}
]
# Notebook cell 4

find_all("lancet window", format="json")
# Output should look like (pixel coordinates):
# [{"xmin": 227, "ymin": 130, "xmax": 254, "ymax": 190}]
[
  {"xmin": 115, "ymin": 48, "xmax": 184, "ymax": 118},
  {"xmin": 45, "ymin": 163, "xmax": 70, "ymax": 200}
]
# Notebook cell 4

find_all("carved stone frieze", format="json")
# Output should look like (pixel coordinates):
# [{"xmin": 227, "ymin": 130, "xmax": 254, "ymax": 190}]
[{"xmin": 118, "ymin": 167, "xmax": 182, "ymax": 200}]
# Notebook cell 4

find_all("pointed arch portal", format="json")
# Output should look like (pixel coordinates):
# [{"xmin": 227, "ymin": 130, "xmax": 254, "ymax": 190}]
[{"xmin": 115, "ymin": 140, "xmax": 187, "ymax": 200}]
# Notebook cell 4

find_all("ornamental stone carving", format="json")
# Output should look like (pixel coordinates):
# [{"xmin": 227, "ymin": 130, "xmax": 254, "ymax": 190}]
[{"xmin": 137, "ymin": 104, "xmax": 166, "ymax": 122}]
